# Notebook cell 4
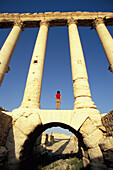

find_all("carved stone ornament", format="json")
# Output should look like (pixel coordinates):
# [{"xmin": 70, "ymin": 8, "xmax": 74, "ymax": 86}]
[
  {"xmin": 14, "ymin": 20, "xmax": 24, "ymax": 30},
  {"xmin": 92, "ymin": 17, "xmax": 104, "ymax": 29},
  {"xmin": 40, "ymin": 20, "xmax": 49, "ymax": 28},
  {"xmin": 67, "ymin": 18, "xmax": 77, "ymax": 26}
]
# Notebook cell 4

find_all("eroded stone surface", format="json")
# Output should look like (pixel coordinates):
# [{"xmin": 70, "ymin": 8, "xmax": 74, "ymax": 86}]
[
  {"xmin": 99, "ymin": 136, "xmax": 113, "ymax": 151},
  {"xmin": 0, "ymin": 11, "xmax": 113, "ymax": 28},
  {"xmin": 88, "ymin": 146, "xmax": 103, "ymax": 163},
  {"xmin": 102, "ymin": 110, "xmax": 113, "ymax": 136},
  {"xmin": 0, "ymin": 110, "xmax": 12, "ymax": 145},
  {"xmin": 80, "ymin": 118, "xmax": 96, "ymax": 137},
  {"xmin": 83, "ymin": 129, "xmax": 103, "ymax": 148}
]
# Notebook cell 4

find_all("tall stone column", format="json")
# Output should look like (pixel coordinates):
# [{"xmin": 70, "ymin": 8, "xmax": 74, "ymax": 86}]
[
  {"xmin": 93, "ymin": 18, "xmax": 113, "ymax": 72},
  {"xmin": 68, "ymin": 19, "xmax": 97, "ymax": 109},
  {"xmin": 20, "ymin": 21, "xmax": 49, "ymax": 109},
  {"xmin": 0, "ymin": 20, "xmax": 23, "ymax": 86}
]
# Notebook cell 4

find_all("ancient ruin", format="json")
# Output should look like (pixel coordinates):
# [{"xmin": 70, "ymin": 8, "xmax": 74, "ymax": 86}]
[{"xmin": 0, "ymin": 11, "xmax": 113, "ymax": 169}]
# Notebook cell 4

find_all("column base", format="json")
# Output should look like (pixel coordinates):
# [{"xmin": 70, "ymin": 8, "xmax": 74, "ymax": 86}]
[{"xmin": 74, "ymin": 96, "xmax": 97, "ymax": 109}]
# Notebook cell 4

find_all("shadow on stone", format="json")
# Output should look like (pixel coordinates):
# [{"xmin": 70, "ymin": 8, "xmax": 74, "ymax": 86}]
[{"xmin": 19, "ymin": 123, "xmax": 83, "ymax": 170}]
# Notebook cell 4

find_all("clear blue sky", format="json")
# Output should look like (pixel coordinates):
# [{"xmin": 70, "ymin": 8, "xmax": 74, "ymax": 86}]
[{"xmin": 0, "ymin": 0, "xmax": 113, "ymax": 134}]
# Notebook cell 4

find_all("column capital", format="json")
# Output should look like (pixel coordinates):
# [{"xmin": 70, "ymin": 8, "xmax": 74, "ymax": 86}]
[
  {"xmin": 92, "ymin": 17, "xmax": 104, "ymax": 29},
  {"xmin": 14, "ymin": 20, "xmax": 24, "ymax": 30},
  {"xmin": 67, "ymin": 18, "xmax": 77, "ymax": 26},
  {"xmin": 40, "ymin": 20, "xmax": 49, "ymax": 28},
  {"xmin": 108, "ymin": 64, "xmax": 113, "ymax": 73}
]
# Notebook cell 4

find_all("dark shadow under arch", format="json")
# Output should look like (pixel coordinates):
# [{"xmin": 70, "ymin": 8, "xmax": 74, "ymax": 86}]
[{"xmin": 19, "ymin": 122, "xmax": 85, "ymax": 170}]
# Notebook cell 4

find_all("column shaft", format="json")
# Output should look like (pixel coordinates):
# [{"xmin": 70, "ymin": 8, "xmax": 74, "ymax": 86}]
[
  {"xmin": 0, "ymin": 21, "xmax": 23, "ymax": 85},
  {"xmin": 94, "ymin": 18, "xmax": 113, "ymax": 72},
  {"xmin": 68, "ymin": 20, "xmax": 96, "ymax": 109},
  {"xmin": 21, "ymin": 21, "xmax": 49, "ymax": 109}
]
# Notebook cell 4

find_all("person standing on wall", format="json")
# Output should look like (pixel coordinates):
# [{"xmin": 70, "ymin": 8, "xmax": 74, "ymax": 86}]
[{"xmin": 54, "ymin": 91, "xmax": 62, "ymax": 110}]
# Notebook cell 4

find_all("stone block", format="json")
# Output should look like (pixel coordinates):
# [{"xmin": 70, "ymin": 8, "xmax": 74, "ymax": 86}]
[
  {"xmin": 99, "ymin": 136, "xmax": 113, "ymax": 151},
  {"xmin": 101, "ymin": 110, "xmax": 113, "ymax": 136},
  {"xmin": 81, "ymin": 147, "xmax": 89, "ymax": 159},
  {"xmin": 83, "ymin": 129, "xmax": 103, "ymax": 148},
  {"xmin": 28, "ymin": 112, "xmax": 42, "ymax": 128},
  {"xmin": 80, "ymin": 118, "xmax": 96, "ymax": 137},
  {"xmin": 14, "ymin": 116, "xmax": 34, "ymax": 135},
  {"xmin": 71, "ymin": 110, "xmax": 88, "ymax": 130},
  {"xmin": 88, "ymin": 146, "xmax": 103, "ymax": 163},
  {"xmin": 0, "ymin": 111, "xmax": 12, "ymax": 145},
  {"xmin": 12, "ymin": 109, "xmax": 24, "ymax": 122},
  {"xmin": 14, "ymin": 113, "xmax": 41, "ymax": 136},
  {"xmin": 6, "ymin": 125, "xmax": 27, "ymax": 160},
  {"xmin": 86, "ymin": 109, "xmax": 102, "ymax": 127},
  {"xmin": 13, "ymin": 125, "xmax": 27, "ymax": 159},
  {"xmin": 82, "ymin": 157, "xmax": 90, "ymax": 168},
  {"xmin": 99, "ymin": 125, "xmax": 106, "ymax": 133}
]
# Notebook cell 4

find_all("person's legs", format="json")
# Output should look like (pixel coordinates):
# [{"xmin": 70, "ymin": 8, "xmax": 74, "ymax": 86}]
[
  {"xmin": 56, "ymin": 100, "xmax": 58, "ymax": 110},
  {"xmin": 58, "ymin": 101, "xmax": 60, "ymax": 110},
  {"xmin": 56, "ymin": 99, "xmax": 60, "ymax": 110}
]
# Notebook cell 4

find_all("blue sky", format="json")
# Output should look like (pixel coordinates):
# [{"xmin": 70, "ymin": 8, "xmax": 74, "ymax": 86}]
[{"xmin": 0, "ymin": 0, "xmax": 113, "ymax": 134}]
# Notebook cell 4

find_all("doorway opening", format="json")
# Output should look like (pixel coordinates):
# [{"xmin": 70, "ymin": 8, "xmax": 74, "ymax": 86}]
[{"xmin": 20, "ymin": 123, "xmax": 84, "ymax": 170}]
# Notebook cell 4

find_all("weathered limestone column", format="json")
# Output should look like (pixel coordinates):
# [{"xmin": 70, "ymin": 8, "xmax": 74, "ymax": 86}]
[
  {"xmin": 68, "ymin": 19, "xmax": 97, "ymax": 109},
  {"xmin": 20, "ymin": 21, "xmax": 49, "ymax": 109},
  {"xmin": 0, "ymin": 20, "xmax": 23, "ymax": 86},
  {"xmin": 93, "ymin": 18, "xmax": 113, "ymax": 72}
]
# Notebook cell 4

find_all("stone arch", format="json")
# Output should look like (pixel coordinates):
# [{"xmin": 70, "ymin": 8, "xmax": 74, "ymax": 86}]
[
  {"xmin": 19, "ymin": 122, "xmax": 84, "ymax": 170},
  {"xmin": 4, "ymin": 108, "xmax": 111, "ymax": 170},
  {"xmin": 5, "ymin": 108, "xmax": 106, "ymax": 169}
]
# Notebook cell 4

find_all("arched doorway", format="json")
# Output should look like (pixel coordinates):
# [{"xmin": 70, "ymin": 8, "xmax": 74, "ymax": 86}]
[{"xmin": 19, "ymin": 122, "xmax": 84, "ymax": 170}]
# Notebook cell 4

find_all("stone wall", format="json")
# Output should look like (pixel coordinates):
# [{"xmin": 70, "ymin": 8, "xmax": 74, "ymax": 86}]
[
  {"xmin": 0, "ymin": 108, "xmax": 12, "ymax": 168},
  {"xmin": 0, "ymin": 108, "xmax": 12, "ymax": 145},
  {"xmin": 80, "ymin": 112, "xmax": 113, "ymax": 170},
  {"xmin": 101, "ymin": 110, "xmax": 113, "ymax": 136},
  {"xmin": 0, "ymin": 109, "xmax": 113, "ymax": 170}
]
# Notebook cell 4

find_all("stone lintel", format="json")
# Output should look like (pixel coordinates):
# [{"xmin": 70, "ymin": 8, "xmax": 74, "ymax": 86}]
[
  {"xmin": 0, "ymin": 11, "xmax": 113, "ymax": 28},
  {"xmin": 38, "ymin": 110, "xmax": 88, "ymax": 131}
]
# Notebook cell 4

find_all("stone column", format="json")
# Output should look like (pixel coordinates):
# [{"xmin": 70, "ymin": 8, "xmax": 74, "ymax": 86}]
[
  {"xmin": 68, "ymin": 19, "xmax": 97, "ymax": 109},
  {"xmin": 20, "ymin": 21, "xmax": 49, "ymax": 109},
  {"xmin": 93, "ymin": 18, "xmax": 113, "ymax": 72},
  {"xmin": 0, "ymin": 20, "xmax": 23, "ymax": 86}
]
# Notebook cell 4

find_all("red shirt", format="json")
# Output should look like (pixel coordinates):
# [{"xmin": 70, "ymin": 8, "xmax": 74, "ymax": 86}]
[{"xmin": 56, "ymin": 93, "xmax": 61, "ymax": 99}]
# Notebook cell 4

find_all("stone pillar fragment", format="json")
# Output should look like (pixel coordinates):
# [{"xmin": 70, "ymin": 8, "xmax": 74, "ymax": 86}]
[
  {"xmin": 0, "ymin": 20, "xmax": 23, "ymax": 86},
  {"xmin": 68, "ymin": 19, "xmax": 96, "ymax": 109},
  {"xmin": 21, "ymin": 21, "xmax": 49, "ymax": 109},
  {"xmin": 93, "ymin": 18, "xmax": 113, "ymax": 72}
]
